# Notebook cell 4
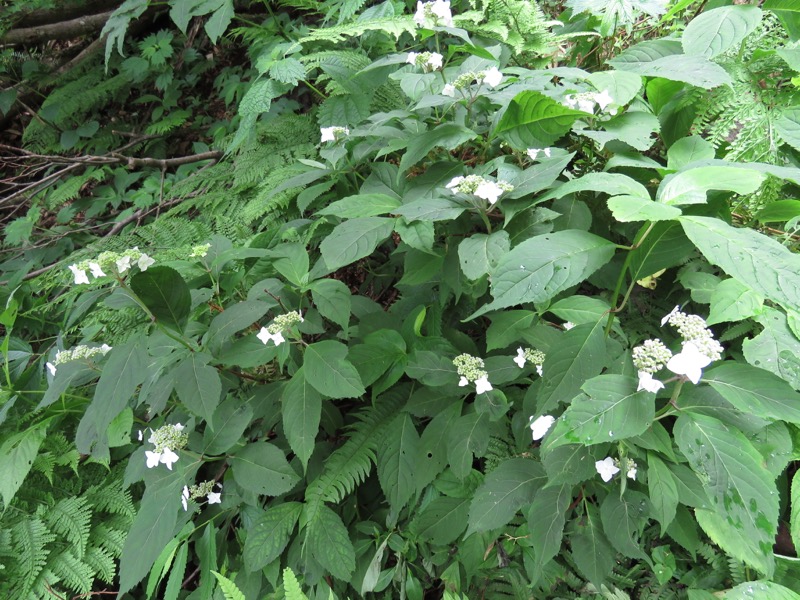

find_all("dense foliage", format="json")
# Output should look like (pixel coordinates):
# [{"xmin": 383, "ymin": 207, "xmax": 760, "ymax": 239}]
[{"xmin": 4, "ymin": 0, "xmax": 800, "ymax": 598}]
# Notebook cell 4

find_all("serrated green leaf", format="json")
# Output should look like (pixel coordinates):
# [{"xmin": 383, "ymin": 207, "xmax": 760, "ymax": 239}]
[
  {"xmin": 727, "ymin": 581, "xmax": 800, "ymax": 600},
  {"xmin": 393, "ymin": 198, "xmax": 466, "ymax": 222},
  {"xmin": 130, "ymin": 266, "xmax": 191, "ymax": 332},
  {"xmin": 203, "ymin": 398, "xmax": 253, "ymax": 455},
  {"xmin": 269, "ymin": 57, "xmax": 306, "ymax": 85},
  {"xmin": 173, "ymin": 353, "xmax": 222, "ymax": 423},
  {"xmin": 469, "ymin": 230, "xmax": 615, "ymax": 318},
  {"xmin": 447, "ymin": 412, "xmax": 490, "ymax": 479},
  {"xmin": 667, "ymin": 135, "xmax": 715, "ymax": 170},
  {"xmin": 304, "ymin": 505, "xmax": 355, "ymax": 580},
  {"xmin": 544, "ymin": 374, "xmax": 654, "ymax": 449},
  {"xmin": 582, "ymin": 111, "xmax": 660, "ymax": 151},
  {"xmin": 466, "ymin": 458, "xmax": 545, "ymax": 536},
  {"xmin": 609, "ymin": 52, "xmax": 732, "ymax": 89},
  {"xmin": 680, "ymin": 215, "xmax": 800, "ymax": 315},
  {"xmin": 377, "ymin": 413, "xmax": 419, "ymax": 512},
  {"xmin": 600, "ymin": 491, "xmax": 650, "ymax": 560},
  {"xmin": 495, "ymin": 91, "xmax": 585, "ymax": 148},
  {"xmin": 320, "ymin": 217, "xmax": 395, "ymax": 271},
  {"xmin": 486, "ymin": 310, "xmax": 537, "ymax": 351},
  {"xmin": 243, "ymin": 502, "xmax": 302, "ymax": 572},
  {"xmin": 204, "ymin": 0, "xmax": 234, "ymax": 44},
  {"xmin": 571, "ymin": 505, "xmax": 615, "ymax": 589},
  {"xmin": 310, "ymin": 279, "xmax": 351, "ymax": 330},
  {"xmin": 607, "ymin": 195, "xmax": 682, "ymax": 222},
  {"xmin": 754, "ymin": 199, "xmax": 800, "ymax": 223},
  {"xmin": 743, "ymin": 308, "xmax": 800, "ymax": 390},
  {"xmin": 283, "ymin": 368, "xmax": 321, "ymax": 470},
  {"xmin": 544, "ymin": 172, "xmax": 649, "ymax": 201},
  {"xmin": 657, "ymin": 166, "xmax": 764, "ymax": 205},
  {"xmin": 317, "ymin": 193, "xmax": 401, "ymax": 218},
  {"xmin": 777, "ymin": 107, "xmax": 800, "ymax": 152},
  {"xmin": 674, "ymin": 414, "xmax": 777, "ymax": 576},
  {"xmin": 410, "ymin": 496, "xmax": 470, "ymax": 544},
  {"xmin": 399, "ymin": 123, "xmax": 477, "ymax": 173},
  {"xmin": 303, "ymin": 340, "xmax": 365, "ymax": 399},
  {"xmin": 0, "ymin": 426, "xmax": 46, "ymax": 507},
  {"xmin": 707, "ymin": 278, "xmax": 763, "ymax": 325},
  {"xmin": 231, "ymin": 442, "xmax": 300, "ymax": 496},
  {"xmin": 682, "ymin": 6, "xmax": 762, "ymax": 58},
  {"xmin": 458, "ymin": 231, "xmax": 510, "ymax": 280},
  {"xmin": 542, "ymin": 444, "xmax": 599, "ymax": 485},
  {"xmin": 527, "ymin": 483, "xmax": 571, "ymax": 582},
  {"xmin": 212, "ymin": 570, "xmax": 246, "ymax": 600},
  {"xmin": 647, "ymin": 453, "xmax": 679, "ymax": 533},
  {"xmin": 204, "ymin": 300, "xmax": 269, "ymax": 354}
]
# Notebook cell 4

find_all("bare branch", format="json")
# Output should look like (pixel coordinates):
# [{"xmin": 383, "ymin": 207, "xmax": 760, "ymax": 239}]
[{"xmin": 2, "ymin": 11, "xmax": 115, "ymax": 45}]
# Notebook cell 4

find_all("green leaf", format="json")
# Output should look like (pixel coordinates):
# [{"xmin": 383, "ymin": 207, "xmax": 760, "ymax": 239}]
[
  {"xmin": 243, "ymin": 502, "xmax": 302, "ymax": 572},
  {"xmin": 609, "ymin": 52, "xmax": 732, "ymax": 89},
  {"xmin": 547, "ymin": 296, "xmax": 611, "ymax": 325},
  {"xmin": 393, "ymin": 198, "xmax": 466, "ymax": 222},
  {"xmin": 674, "ymin": 414, "xmax": 777, "ymax": 576},
  {"xmin": 173, "ymin": 353, "xmax": 222, "ymax": 424},
  {"xmin": 507, "ymin": 153, "xmax": 575, "ymax": 199},
  {"xmin": 544, "ymin": 374, "xmax": 654, "ymax": 449},
  {"xmin": 726, "ymin": 581, "xmax": 800, "ymax": 600},
  {"xmin": 466, "ymin": 458, "xmax": 545, "ymax": 536},
  {"xmin": 667, "ymin": 135, "xmax": 715, "ymax": 170},
  {"xmin": 204, "ymin": 300, "xmax": 269, "ymax": 354},
  {"xmin": 203, "ymin": 398, "xmax": 253, "ymax": 455},
  {"xmin": 543, "ymin": 444, "xmax": 598, "ymax": 486},
  {"xmin": 399, "ymin": 123, "xmax": 477, "ymax": 173},
  {"xmin": 647, "ymin": 453, "xmax": 679, "ymax": 533},
  {"xmin": 776, "ymin": 107, "xmax": 800, "ymax": 151},
  {"xmin": 377, "ymin": 413, "xmax": 420, "ymax": 512},
  {"xmin": 607, "ymin": 195, "xmax": 682, "ymax": 222},
  {"xmin": 706, "ymin": 278, "xmax": 763, "ymax": 325},
  {"xmin": 320, "ymin": 217, "xmax": 395, "ymax": 271},
  {"xmin": 458, "ymin": 231, "xmax": 510, "ymax": 280},
  {"xmin": 283, "ymin": 567, "xmax": 310, "ymax": 600},
  {"xmin": 537, "ymin": 318, "xmax": 608, "ymax": 413},
  {"xmin": 310, "ymin": 279, "xmax": 351, "ymax": 330},
  {"xmin": 231, "ymin": 442, "xmax": 300, "ymax": 496},
  {"xmin": 582, "ymin": 111, "xmax": 660, "ymax": 151},
  {"xmin": 495, "ymin": 91, "xmax": 586, "ymax": 148},
  {"xmin": 283, "ymin": 367, "xmax": 322, "ymax": 471},
  {"xmin": 743, "ymin": 308, "xmax": 800, "ymax": 390},
  {"xmin": 268, "ymin": 57, "xmax": 306, "ymax": 85},
  {"xmin": 486, "ymin": 310, "xmax": 537, "ymax": 351},
  {"xmin": 0, "ymin": 425, "xmax": 45, "ymax": 507},
  {"xmin": 0, "ymin": 88, "xmax": 17, "ymax": 116},
  {"xmin": 318, "ymin": 94, "xmax": 371, "ymax": 126},
  {"xmin": 163, "ymin": 542, "xmax": 188, "ymax": 600},
  {"xmin": 792, "ymin": 471, "xmax": 800, "ymax": 559},
  {"xmin": 316, "ymin": 193, "xmax": 401, "ymax": 218},
  {"xmin": 211, "ymin": 571, "xmax": 245, "ymax": 600},
  {"xmin": 680, "ymin": 215, "xmax": 800, "ymax": 314},
  {"xmin": 527, "ymin": 483, "xmax": 572, "ymax": 582},
  {"xmin": 469, "ymin": 230, "xmax": 615, "ymax": 318},
  {"xmin": 600, "ymin": 491, "xmax": 650, "ymax": 560},
  {"xmin": 204, "ymin": 0, "xmax": 234, "ymax": 44},
  {"xmin": 447, "ymin": 412, "xmax": 490, "ymax": 479},
  {"xmin": 754, "ymin": 199, "xmax": 800, "ymax": 223},
  {"xmin": 304, "ymin": 505, "xmax": 356, "ymax": 580},
  {"xmin": 702, "ymin": 362, "xmax": 800, "ymax": 423},
  {"xmin": 657, "ymin": 166, "xmax": 764, "ymax": 205},
  {"xmin": 303, "ymin": 341, "xmax": 365, "ymax": 399},
  {"xmin": 682, "ymin": 6, "xmax": 762, "ymax": 58},
  {"xmin": 410, "ymin": 496, "xmax": 470, "ymax": 544},
  {"xmin": 130, "ymin": 266, "xmax": 191, "ymax": 332},
  {"xmin": 270, "ymin": 242, "xmax": 309, "ymax": 287},
  {"xmin": 544, "ymin": 172, "xmax": 649, "ymax": 201},
  {"xmin": 570, "ymin": 505, "xmax": 615, "ymax": 589},
  {"xmin": 406, "ymin": 350, "xmax": 456, "ymax": 387},
  {"xmin": 587, "ymin": 70, "xmax": 643, "ymax": 106},
  {"xmin": 628, "ymin": 221, "xmax": 694, "ymax": 284}
]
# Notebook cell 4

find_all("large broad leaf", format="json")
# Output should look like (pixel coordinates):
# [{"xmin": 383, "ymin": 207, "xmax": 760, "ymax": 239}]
[
  {"xmin": 727, "ymin": 581, "xmax": 800, "ymax": 600},
  {"xmin": 544, "ymin": 374, "xmax": 653, "ymax": 449},
  {"xmin": 309, "ymin": 279, "xmax": 351, "ymax": 330},
  {"xmin": 410, "ymin": 496, "xmax": 470, "ymax": 545},
  {"xmin": 319, "ymin": 217, "xmax": 395, "ymax": 271},
  {"xmin": 243, "ymin": 502, "xmax": 302, "ymax": 572},
  {"xmin": 469, "ymin": 230, "xmax": 615, "ymax": 318},
  {"xmin": 447, "ymin": 412, "xmax": 490, "ymax": 479},
  {"xmin": 377, "ymin": 413, "xmax": 420, "ymax": 513},
  {"xmin": 628, "ymin": 221, "xmax": 694, "ymax": 283},
  {"xmin": 542, "ymin": 172, "xmax": 649, "ymax": 202},
  {"xmin": 203, "ymin": 398, "xmax": 253, "ymax": 455},
  {"xmin": 458, "ymin": 231, "xmax": 510, "ymax": 280},
  {"xmin": 203, "ymin": 300, "xmax": 269, "ymax": 354},
  {"xmin": 674, "ymin": 414, "xmax": 778, "ymax": 577},
  {"xmin": 776, "ymin": 107, "xmax": 800, "ymax": 152},
  {"xmin": 607, "ymin": 195, "xmax": 682, "ymax": 222},
  {"xmin": 667, "ymin": 135, "xmax": 715, "ymax": 170},
  {"xmin": 466, "ymin": 458, "xmax": 545, "ymax": 536},
  {"xmin": 609, "ymin": 53, "xmax": 732, "ymax": 89},
  {"xmin": 507, "ymin": 153, "xmax": 574, "ymax": 199},
  {"xmin": 657, "ymin": 166, "xmax": 764, "ymax": 205},
  {"xmin": 743, "ymin": 308, "xmax": 800, "ymax": 390},
  {"xmin": 581, "ymin": 111, "xmax": 660, "ymax": 151},
  {"xmin": 303, "ymin": 505, "xmax": 355, "ymax": 580},
  {"xmin": 494, "ymin": 91, "xmax": 585, "ymax": 148},
  {"xmin": 647, "ymin": 453, "xmax": 679, "ymax": 533},
  {"xmin": 702, "ymin": 362, "xmax": 800, "ymax": 423},
  {"xmin": 399, "ymin": 123, "xmax": 477, "ymax": 173},
  {"xmin": 0, "ymin": 426, "xmax": 45, "ymax": 507},
  {"xmin": 536, "ymin": 318, "xmax": 608, "ymax": 413},
  {"xmin": 282, "ymin": 368, "xmax": 321, "ymax": 471},
  {"xmin": 130, "ymin": 266, "xmax": 191, "ymax": 332},
  {"xmin": 682, "ymin": 6, "xmax": 762, "ymax": 58},
  {"xmin": 706, "ymin": 278, "xmax": 763, "ymax": 325},
  {"xmin": 393, "ymin": 198, "xmax": 466, "ymax": 222},
  {"xmin": 527, "ymin": 483, "xmax": 572, "ymax": 583},
  {"xmin": 600, "ymin": 491, "xmax": 650, "ymax": 560},
  {"xmin": 173, "ymin": 353, "xmax": 222, "ymax": 424},
  {"xmin": 587, "ymin": 70, "xmax": 643, "ymax": 106},
  {"xmin": 316, "ymin": 193, "xmax": 402, "ymax": 218},
  {"xmin": 680, "ymin": 215, "xmax": 800, "ymax": 314},
  {"xmin": 231, "ymin": 442, "xmax": 300, "ymax": 496},
  {"xmin": 568, "ymin": 0, "xmax": 667, "ymax": 35},
  {"xmin": 303, "ymin": 340, "xmax": 365, "ymax": 399},
  {"xmin": 570, "ymin": 505, "xmax": 615, "ymax": 589}
]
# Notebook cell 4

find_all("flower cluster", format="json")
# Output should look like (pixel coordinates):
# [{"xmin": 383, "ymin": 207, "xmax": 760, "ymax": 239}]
[
  {"xmin": 413, "ymin": 0, "xmax": 453, "ymax": 27},
  {"xmin": 190, "ymin": 243, "xmax": 211, "ymax": 258},
  {"xmin": 181, "ymin": 481, "xmax": 222, "ymax": 511},
  {"xmin": 320, "ymin": 126, "xmax": 349, "ymax": 143},
  {"xmin": 529, "ymin": 414, "xmax": 555, "ymax": 441},
  {"xmin": 595, "ymin": 456, "xmax": 637, "ymax": 482},
  {"xmin": 406, "ymin": 51, "xmax": 444, "ymax": 72},
  {"xmin": 46, "ymin": 343, "xmax": 112, "ymax": 376},
  {"xmin": 632, "ymin": 338, "xmax": 672, "ymax": 393},
  {"xmin": 514, "ymin": 347, "xmax": 545, "ymax": 376},
  {"xmin": 453, "ymin": 353, "xmax": 493, "ymax": 394},
  {"xmin": 662, "ymin": 306, "xmax": 723, "ymax": 384},
  {"xmin": 257, "ymin": 311, "xmax": 304, "ymax": 346},
  {"xmin": 68, "ymin": 247, "xmax": 155, "ymax": 285},
  {"xmin": 563, "ymin": 89, "xmax": 616, "ymax": 115},
  {"xmin": 441, "ymin": 67, "xmax": 503, "ymax": 96},
  {"xmin": 144, "ymin": 423, "xmax": 188, "ymax": 470},
  {"xmin": 526, "ymin": 148, "xmax": 551, "ymax": 161},
  {"xmin": 446, "ymin": 174, "xmax": 513, "ymax": 205}
]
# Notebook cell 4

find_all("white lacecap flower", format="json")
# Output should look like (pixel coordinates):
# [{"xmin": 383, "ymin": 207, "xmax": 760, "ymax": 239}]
[
  {"xmin": 320, "ymin": 126, "xmax": 349, "ymax": 143},
  {"xmin": 257, "ymin": 327, "xmax": 285, "ymax": 346},
  {"xmin": 181, "ymin": 486, "xmax": 190, "ymax": 511},
  {"xmin": 138, "ymin": 254, "xmax": 155, "ymax": 271},
  {"xmin": 458, "ymin": 376, "xmax": 469, "ymax": 387},
  {"xmin": 530, "ymin": 414, "xmax": 555, "ymax": 441},
  {"xmin": 536, "ymin": 364, "xmax": 543, "ymax": 377},
  {"xmin": 145, "ymin": 450, "xmax": 161, "ymax": 469},
  {"xmin": 666, "ymin": 341, "xmax": 712, "ymax": 384},
  {"xmin": 474, "ymin": 375, "xmax": 493, "ymax": 394},
  {"xmin": 446, "ymin": 176, "xmax": 464, "ymax": 190},
  {"xmin": 474, "ymin": 180, "xmax": 504, "ymax": 204},
  {"xmin": 406, "ymin": 51, "xmax": 418, "ymax": 65},
  {"xmin": 442, "ymin": 83, "xmax": 456, "ymax": 97},
  {"xmin": 46, "ymin": 362, "xmax": 57, "ymax": 376},
  {"xmin": 578, "ymin": 97, "xmax": 595, "ymax": 112},
  {"xmin": 207, "ymin": 491, "xmax": 222, "ymax": 504},
  {"xmin": 627, "ymin": 463, "xmax": 637, "ymax": 480},
  {"xmin": 88, "ymin": 262, "xmax": 105, "ymax": 278},
  {"xmin": 595, "ymin": 456, "xmax": 620, "ymax": 482},
  {"xmin": 69, "ymin": 264, "xmax": 90, "ymax": 285},
  {"xmin": 427, "ymin": 53, "xmax": 443, "ymax": 70},
  {"xmin": 637, "ymin": 371, "xmax": 664, "ymax": 393},
  {"xmin": 159, "ymin": 447, "xmax": 179, "ymax": 470},
  {"xmin": 116, "ymin": 255, "xmax": 132, "ymax": 273},
  {"xmin": 594, "ymin": 89, "xmax": 614, "ymax": 111},
  {"xmin": 481, "ymin": 66, "xmax": 503, "ymax": 88},
  {"xmin": 414, "ymin": 0, "xmax": 454, "ymax": 27},
  {"xmin": 513, "ymin": 347, "xmax": 526, "ymax": 369}
]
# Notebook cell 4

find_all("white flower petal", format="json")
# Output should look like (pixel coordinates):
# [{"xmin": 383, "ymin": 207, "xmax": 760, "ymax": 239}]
[
  {"xmin": 637, "ymin": 371, "xmax": 664, "ymax": 393},
  {"xmin": 320, "ymin": 127, "xmax": 336, "ymax": 143},
  {"xmin": 474, "ymin": 180, "xmax": 504, "ymax": 204},
  {"xmin": 160, "ymin": 447, "xmax": 179, "ymax": 470},
  {"xmin": 595, "ymin": 457, "xmax": 620, "ymax": 482},
  {"xmin": 69, "ymin": 264, "xmax": 90, "ymax": 285},
  {"xmin": 46, "ymin": 362, "xmax": 57, "ymax": 376},
  {"xmin": 88, "ymin": 262, "xmax": 105, "ymax": 278},
  {"xmin": 529, "ymin": 415, "xmax": 555, "ymax": 441},
  {"xmin": 207, "ymin": 491, "xmax": 222, "ymax": 504},
  {"xmin": 474, "ymin": 375, "xmax": 493, "ymax": 394},
  {"xmin": 594, "ymin": 89, "xmax": 614, "ymax": 111},
  {"xmin": 514, "ymin": 347, "xmax": 526, "ymax": 368},
  {"xmin": 406, "ymin": 52, "xmax": 418, "ymax": 65},
  {"xmin": 116, "ymin": 255, "xmax": 132, "ymax": 273},
  {"xmin": 145, "ymin": 450, "xmax": 161, "ymax": 469},
  {"xmin": 442, "ymin": 83, "xmax": 455, "ymax": 97},
  {"xmin": 661, "ymin": 305, "xmax": 680, "ymax": 327},
  {"xmin": 138, "ymin": 254, "xmax": 155, "ymax": 271},
  {"xmin": 482, "ymin": 66, "xmax": 503, "ymax": 88},
  {"xmin": 458, "ymin": 376, "xmax": 469, "ymax": 387},
  {"xmin": 666, "ymin": 341, "xmax": 711, "ymax": 384},
  {"xmin": 627, "ymin": 465, "xmax": 637, "ymax": 480},
  {"xmin": 536, "ymin": 364, "xmax": 543, "ymax": 377}
]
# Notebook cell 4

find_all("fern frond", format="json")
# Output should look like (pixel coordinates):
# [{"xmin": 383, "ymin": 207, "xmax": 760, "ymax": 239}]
[
  {"xmin": 11, "ymin": 517, "xmax": 55, "ymax": 598},
  {"xmin": 297, "ymin": 16, "xmax": 416, "ymax": 44},
  {"xmin": 45, "ymin": 497, "xmax": 91, "ymax": 558},
  {"xmin": 48, "ymin": 548, "xmax": 94, "ymax": 595}
]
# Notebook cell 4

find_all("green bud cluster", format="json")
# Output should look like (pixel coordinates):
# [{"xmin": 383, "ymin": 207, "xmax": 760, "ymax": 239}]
[
  {"xmin": 54, "ymin": 344, "xmax": 112, "ymax": 365},
  {"xmin": 149, "ymin": 424, "xmax": 188, "ymax": 454},
  {"xmin": 522, "ymin": 348, "xmax": 545, "ymax": 366},
  {"xmin": 267, "ymin": 310, "xmax": 304, "ymax": 334},
  {"xmin": 188, "ymin": 480, "xmax": 216, "ymax": 500},
  {"xmin": 189, "ymin": 243, "xmax": 211, "ymax": 258},
  {"xmin": 665, "ymin": 310, "xmax": 723, "ymax": 361},
  {"xmin": 632, "ymin": 339, "xmax": 672, "ymax": 374},
  {"xmin": 453, "ymin": 353, "xmax": 488, "ymax": 383}
]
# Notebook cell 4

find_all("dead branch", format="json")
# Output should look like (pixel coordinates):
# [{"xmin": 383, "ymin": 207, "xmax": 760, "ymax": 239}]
[
  {"xmin": 2, "ymin": 11, "xmax": 115, "ymax": 45},
  {"xmin": 11, "ymin": 0, "xmax": 121, "ymax": 28}
]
